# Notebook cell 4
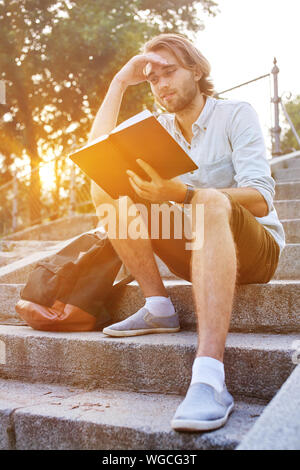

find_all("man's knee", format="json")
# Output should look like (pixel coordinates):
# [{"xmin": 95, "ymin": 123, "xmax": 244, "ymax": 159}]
[
  {"xmin": 91, "ymin": 182, "xmax": 137, "ymax": 211},
  {"xmin": 192, "ymin": 188, "xmax": 232, "ymax": 220},
  {"xmin": 91, "ymin": 181, "xmax": 115, "ymax": 208},
  {"xmin": 91, "ymin": 183, "xmax": 121, "ymax": 230},
  {"xmin": 91, "ymin": 184, "xmax": 145, "ymax": 232}
]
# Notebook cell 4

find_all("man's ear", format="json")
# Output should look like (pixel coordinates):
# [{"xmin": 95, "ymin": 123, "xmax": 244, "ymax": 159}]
[{"xmin": 193, "ymin": 66, "xmax": 203, "ymax": 82}]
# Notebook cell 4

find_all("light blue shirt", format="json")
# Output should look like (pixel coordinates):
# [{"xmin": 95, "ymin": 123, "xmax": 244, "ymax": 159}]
[{"xmin": 157, "ymin": 96, "xmax": 285, "ymax": 254}]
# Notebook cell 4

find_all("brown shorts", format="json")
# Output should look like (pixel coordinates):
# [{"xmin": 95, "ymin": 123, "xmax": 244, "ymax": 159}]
[{"xmin": 149, "ymin": 194, "xmax": 280, "ymax": 285}]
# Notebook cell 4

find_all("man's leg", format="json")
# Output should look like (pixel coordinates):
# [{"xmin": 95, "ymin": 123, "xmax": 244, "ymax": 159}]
[
  {"xmin": 191, "ymin": 189, "xmax": 236, "ymax": 361},
  {"xmin": 91, "ymin": 183, "xmax": 179, "ymax": 336},
  {"xmin": 172, "ymin": 189, "xmax": 281, "ymax": 432},
  {"xmin": 172, "ymin": 189, "xmax": 235, "ymax": 432},
  {"xmin": 91, "ymin": 182, "xmax": 167, "ymax": 297}
]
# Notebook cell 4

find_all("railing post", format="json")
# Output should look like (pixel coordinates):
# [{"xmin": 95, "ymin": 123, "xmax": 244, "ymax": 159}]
[
  {"xmin": 12, "ymin": 173, "xmax": 18, "ymax": 232},
  {"xmin": 271, "ymin": 57, "xmax": 281, "ymax": 156}
]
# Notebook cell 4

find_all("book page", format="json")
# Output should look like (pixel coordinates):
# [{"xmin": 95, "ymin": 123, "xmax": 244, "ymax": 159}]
[
  {"xmin": 111, "ymin": 109, "xmax": 153, "ymax": 134},
  {"xmin": 72, "ymin": 133, "xmax": 109, "ymax": 153},
  {"xmin": 71, "ymin": 109, "xmax": 152, "ymax": 155}
]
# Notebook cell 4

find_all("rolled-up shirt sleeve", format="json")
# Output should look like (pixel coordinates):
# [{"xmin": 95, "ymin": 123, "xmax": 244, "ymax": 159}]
[{"xmin": 227, "ymin": 102, "xmax": 275, "ymax": 215}]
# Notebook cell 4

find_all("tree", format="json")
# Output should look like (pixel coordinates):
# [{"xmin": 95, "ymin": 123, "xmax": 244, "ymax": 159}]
[
  {"xmin": 0, "ymin": 0, "xmax": 218, "ymax": 226},
  {"xmin": 280, "ymin": 95, "xmax": 300, "ymax": 154}
]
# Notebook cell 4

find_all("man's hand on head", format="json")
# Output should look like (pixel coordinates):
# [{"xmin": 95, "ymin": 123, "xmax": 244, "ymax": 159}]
[
  {"xmin": 113, "ymin": 53, "xmax": 169, "ymax": 90},
  {"xmin": 127, "ymin": 159, "xmax": 187, "ymax": 204}
]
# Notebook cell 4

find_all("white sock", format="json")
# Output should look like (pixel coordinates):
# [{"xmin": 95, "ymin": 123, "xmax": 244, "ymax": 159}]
[
  {"xmin": 144, "ymin": 296, "xmax": 175, "ymax": 317},
  {"xmin": 190, "ymin": 356, "xmax": 225, "ymax": 393}
]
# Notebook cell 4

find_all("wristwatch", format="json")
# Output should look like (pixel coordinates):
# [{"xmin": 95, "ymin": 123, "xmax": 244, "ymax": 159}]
[{"xmin": 183, "ymin": 184, "xmax": 195, "ymax": 204}]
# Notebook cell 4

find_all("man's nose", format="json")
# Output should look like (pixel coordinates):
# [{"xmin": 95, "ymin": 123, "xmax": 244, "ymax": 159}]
[{"xmin": 158, "ymin": 75, "xmax": 171, "ymax": 90}]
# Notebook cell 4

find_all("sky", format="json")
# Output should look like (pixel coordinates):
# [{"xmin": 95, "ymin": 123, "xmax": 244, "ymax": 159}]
[{"xmin": 195, "ymin": 0, "xmax": 299, "ymax": 153}]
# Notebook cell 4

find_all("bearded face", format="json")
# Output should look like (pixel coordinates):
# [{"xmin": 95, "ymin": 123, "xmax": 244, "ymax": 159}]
[
  {"xmin": 154, "ymin": 75, "xmax": 199, "ymax": 113},
  {"xmin": 145, "ymin": 48, "xmax": 202, "ymax": 114}
]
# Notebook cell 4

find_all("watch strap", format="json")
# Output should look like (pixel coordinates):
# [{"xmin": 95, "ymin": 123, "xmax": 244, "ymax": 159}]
[{"xmin": 183, "ymin": 184, "xmax": 195, "ymax": 204}]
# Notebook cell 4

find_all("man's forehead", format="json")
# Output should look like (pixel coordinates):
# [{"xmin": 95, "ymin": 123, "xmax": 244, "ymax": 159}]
[{"xmin": 145, "ymin": 61, "xmax": 178, "ymax": 77}]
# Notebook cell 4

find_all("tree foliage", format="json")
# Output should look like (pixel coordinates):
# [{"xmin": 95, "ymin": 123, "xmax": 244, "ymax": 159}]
[
  {"xmin": 280, "ymin": 95, "xmax": 300, "ymax": 154},
  {"xmin": 0, "ymin": 0, "xmax": 218, "ymax": 225}
]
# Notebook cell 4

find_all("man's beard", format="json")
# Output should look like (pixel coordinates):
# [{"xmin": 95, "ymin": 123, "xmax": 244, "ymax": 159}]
[{"xmin": 156, "ymin": 80, "xmax": 198, "ymax": 113}]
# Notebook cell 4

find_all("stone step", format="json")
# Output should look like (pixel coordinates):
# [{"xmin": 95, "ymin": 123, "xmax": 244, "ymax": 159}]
[
  {"xmin": 282, "ymin": 219, "xmax": 300, "ymax": 243},
  {"xmin": 109, "ymin": 280, "xmax": 300, "ymax": 334},
  {"xmin": 270, "ymin": 154, "xmax": 300, "ymax": 171},
  {"xmin": 0, "ymin": 240, "xmax": 61, "ymax": 253},
  {"xmin": 275, "ymin": 182, "xmax": 300, "ymax": 200},
  {"xmin": 273, "ymin": 168, "xmax": 300, "ymax": 183},
  {"xmin": 3, "ymin": 214, "xmax": 98, "ymax": 242},
  {"xmin": 0, "ymin": 378, "xmax": 265, "ymax": 450},
  {"xmin": 285, "ymin": 157, "xmax": 300, "ymax": 169},
  {"xmin": 237, "ymin": 364, "xmax": 300, "ymax": 450},
  {"xmin": 0, "ymin": 249, "xmax": 65, "ymax": 284},
  {"xmin": 274, "ymin": 200, "xmax": 300, "ymax": 220},
  {"xmin": 1, "ymin": 279, "xmax": 299, "ymax": 333},
  {"xmin": 0, "ymin": 253, "xmax": 21, "ymax": 268},
  {"xmin": 0, "ymin": 243, "xmax": 82, "ymax": 270},
  {"xmin": 0, "ymin": 235, "xmax": 91, "ymax": 283},
  {"xmin": 272, "ymin": 244, "xmax": 300, "ymax": 280},
  {"xmin": 0, "ymin": 284, "xmax": 23, "ymax": 324},
  {"xmin": 0, "ymin": 326, "xmax": 297, "ymax": 401}
]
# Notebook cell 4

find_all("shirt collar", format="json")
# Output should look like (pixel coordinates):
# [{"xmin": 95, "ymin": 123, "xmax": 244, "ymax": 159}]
[
  {"xmin": 192, "ymin": 95, "xmax": 216, "ymax": 133},
  {"xmin": 169, "ymin": 95, "xmax": 217, "ymax": 138}
]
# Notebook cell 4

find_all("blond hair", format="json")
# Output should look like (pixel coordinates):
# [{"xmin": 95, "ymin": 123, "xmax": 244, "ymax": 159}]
[{"xmin": 143, "ymin": 33, "xmax": 214, "ymax": 97}]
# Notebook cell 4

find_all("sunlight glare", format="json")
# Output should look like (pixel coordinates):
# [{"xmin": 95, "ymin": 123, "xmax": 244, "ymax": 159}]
[{"xmin": 39, "ymin": 149, "xmax": 57, "ymax": 191}]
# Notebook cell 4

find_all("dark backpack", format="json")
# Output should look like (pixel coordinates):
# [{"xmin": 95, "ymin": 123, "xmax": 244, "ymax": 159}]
[{"xmin": 15, "ymin": 230, "xmax": 133, "ymax": 332}]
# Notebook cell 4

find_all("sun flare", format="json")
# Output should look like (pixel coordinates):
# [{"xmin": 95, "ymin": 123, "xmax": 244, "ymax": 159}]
[
  {"xmin": 39, "ymin": 160, "xmax": 56, "ymax": 191},
  {"xmin": 39, "ymin": 147, "xmax": 58, "ymax": 191}
]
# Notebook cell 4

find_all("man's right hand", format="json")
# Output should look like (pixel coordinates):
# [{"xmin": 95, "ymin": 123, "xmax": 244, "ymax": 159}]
[{"xmin": 114, "ymin": 52, "xmax": 169, "ymax": 89}]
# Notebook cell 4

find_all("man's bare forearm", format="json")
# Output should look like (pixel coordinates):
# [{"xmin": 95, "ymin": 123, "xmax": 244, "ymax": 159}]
[
  {"xmin": 88, "ymin": 76, "xmax": 127, "ymax": 143},
  {"xmin": 154, "ymin": 176, "xmax": 267, "ymax": 217},
  {"xmin": 167, "ymin": 182, "xmax": 268, "ymax": 217},
  {"xmin": 219, "ymin": 187, "xmax": 268, "ymax": 217}
]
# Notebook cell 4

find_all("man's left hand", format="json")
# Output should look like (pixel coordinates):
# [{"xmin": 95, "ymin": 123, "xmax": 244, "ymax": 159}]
[{"xmin": 127, "ymin": 159, "xmax": 187, "ymax": 203}]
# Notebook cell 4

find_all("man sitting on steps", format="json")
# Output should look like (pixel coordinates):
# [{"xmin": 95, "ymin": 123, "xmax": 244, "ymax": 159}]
[{"xmin": 89, "ymin": 33, "xmax": 285, "ymax": 432}]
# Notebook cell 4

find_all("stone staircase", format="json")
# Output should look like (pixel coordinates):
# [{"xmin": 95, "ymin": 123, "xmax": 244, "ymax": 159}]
[{"xmin": 0, "ymin": 157, "xmax": 299, "ymax": 450}]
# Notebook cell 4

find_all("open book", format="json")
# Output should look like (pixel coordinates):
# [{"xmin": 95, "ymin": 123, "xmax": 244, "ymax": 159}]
[{"xmin": 69, "ymin": 109, "xmax": 198, "ymax": 199}]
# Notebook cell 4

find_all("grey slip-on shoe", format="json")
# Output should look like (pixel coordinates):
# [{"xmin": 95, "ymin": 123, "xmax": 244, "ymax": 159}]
[
  {"xmin": 171, "ymin": 382, "xmax": 234, "ymax": 432},
  {"xmin": 102, "ymin": 306, "xmax": 180, "ymax": 337}
]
